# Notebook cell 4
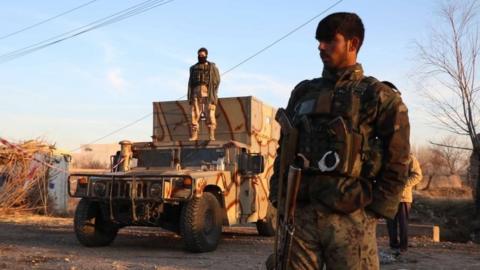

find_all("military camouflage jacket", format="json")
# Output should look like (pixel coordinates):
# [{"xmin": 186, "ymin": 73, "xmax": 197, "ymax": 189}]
[
  {"xmin": 187, "ymin": 61, "xmax": 221, "ymax": 105},
  {"xmin": 269, "ymin": 64, "xmax": 410, "ymax": 219}
]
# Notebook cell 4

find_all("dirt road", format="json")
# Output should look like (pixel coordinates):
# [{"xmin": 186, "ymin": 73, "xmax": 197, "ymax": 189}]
[{"xmin": 0, "ymin": 215, "xmax": 479, "ymax": 270}]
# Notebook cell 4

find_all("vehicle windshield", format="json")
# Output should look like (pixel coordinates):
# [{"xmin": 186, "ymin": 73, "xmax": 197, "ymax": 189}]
[
  {"xmin": 180, "ymin": 148, "xmax": 225, "ymax": 167},
  {"xmin": 136, "ymin": 149, "xmax": 172, "ymax": 167}
]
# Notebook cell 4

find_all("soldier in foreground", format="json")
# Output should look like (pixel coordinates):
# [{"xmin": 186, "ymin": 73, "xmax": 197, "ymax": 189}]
[
  {"xmin": 187, "ymin": 47, "xmax": 221, "ymax": 141},
  {"xmin": 268, "ymin": 12, "xmax": 410, "ymax": 269}
]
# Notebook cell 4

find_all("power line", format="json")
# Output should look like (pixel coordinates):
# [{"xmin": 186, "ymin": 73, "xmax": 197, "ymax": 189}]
[
  {"xmin": 70, "ymin": 112, "xmax": 152, "ymax": 152},
  {"xmin": 0, "ymin": 0, "xmax": 171, "ymax": 62},
  {"xmin": 69, "ymin": 105, "xmax": 190, "ymax": 152},
  {"xmin": 0, "ymin": 0, "xmax": 100, "ymax": 41},
  {"xmin": 221, "ymin": 0, "xmax": 344, "ymax": 76},
  {"xmin": 0, "ymin": 0, "xmax": 175, "ymax": 63},
  {"xmin": 68, "ymin": 0, "xmax": 345, "ymax": 150}
]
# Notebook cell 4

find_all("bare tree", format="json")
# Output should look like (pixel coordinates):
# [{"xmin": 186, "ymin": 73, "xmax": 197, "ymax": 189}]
[
  {"xmin": 415, "ymin": 146, "xmax": 441, "ymax": 190},
  {"xmin": 417, "ymin": 1, "xmax": 480, "ymax": 211},
  {"xmin": 433, "ymin": 136, "xmax": 470, "ymax": 175},
  {"xmin": 414, "ymin": 140, "xmax": 469, "ymax": 190}
]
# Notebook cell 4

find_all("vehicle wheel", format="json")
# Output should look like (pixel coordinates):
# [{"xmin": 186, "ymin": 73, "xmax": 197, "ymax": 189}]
[
  {"xmin": 74, "ymin": 198, "xmax": 118, "ymax": 247},
  {"xmin": 180, "ymin": 192, "xmax": 223, "ymax": 252},
  {"xmin": 256, "ymin": 204, "xmax": 276, "ymax": 237}
]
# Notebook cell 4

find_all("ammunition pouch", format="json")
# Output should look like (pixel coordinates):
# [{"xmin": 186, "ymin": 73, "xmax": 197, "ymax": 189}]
[
  {"xmin": 192, "ymin": 63, "xmax": 210, "ymax": 87},
  {"xmin": 296, "ymin": 115, "xmax": 363, "ymax": 178}
]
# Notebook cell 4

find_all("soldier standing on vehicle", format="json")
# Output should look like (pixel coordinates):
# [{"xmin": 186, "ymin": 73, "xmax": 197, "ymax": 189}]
[
  {"xmin": 268, "ymin": 12, "xmax": 410, "ymax": 269},
  {"xmin": 387, "ymin": 153, "xmax": 422, "ymax": 253},
  {"xmin": 187, "ymin": 47, "xmax": 221, "ymax": 141}
]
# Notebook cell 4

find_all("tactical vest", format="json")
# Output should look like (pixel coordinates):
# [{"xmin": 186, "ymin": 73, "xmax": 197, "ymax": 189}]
[
  {"xmin": 191, "ymin": 63, "xmax": 210, "ymax": 87},
  {"xmin": 293, "ymin": 77, "xmax": 382, "ymax": 179}
]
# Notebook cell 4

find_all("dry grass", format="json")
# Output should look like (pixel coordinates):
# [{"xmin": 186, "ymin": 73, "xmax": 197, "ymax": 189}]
[
  {"xmin": 0, "ymin": 140, "xmax": 53, "ymax": 215},
  {"xmin": 0, "ymin": 212, "xmax": 72, "ymax": 225},
  {"xmin": 415, "ymin": 186, "xmax": 473, "ymax": 199}
]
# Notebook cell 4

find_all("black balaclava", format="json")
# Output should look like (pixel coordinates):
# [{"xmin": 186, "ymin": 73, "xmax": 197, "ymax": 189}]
[
  {"xmin": 198, "ymin": 55, "xmax": 207, "ymax": 63},
  {"xmin": 197, "ymin": 47, "xmax": 208, "ymax": 64}
]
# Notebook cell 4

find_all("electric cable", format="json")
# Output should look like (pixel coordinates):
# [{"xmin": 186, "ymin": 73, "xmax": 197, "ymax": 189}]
[
  {"xmin": 0, "ymin": 0, "xmax": 100, "ymax": 41},
  {"xmin": 69, "ymin": 112, "xmax": 152, "ymax": 152},
  {"xmin": 0, "ymin": 0, "xmax": 175, "ymax": 63},
  {"xmin": 221, "ymin": 0, "xmax": 344, "ymax": 76}
]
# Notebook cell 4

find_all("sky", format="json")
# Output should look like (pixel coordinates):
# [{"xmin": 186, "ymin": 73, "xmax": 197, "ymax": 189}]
[{"xmin": 0, "ymin": 0, "xmax": 463, "ymax": 151}]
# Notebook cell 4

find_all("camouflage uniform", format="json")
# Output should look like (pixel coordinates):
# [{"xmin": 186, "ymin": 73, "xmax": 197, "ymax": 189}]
[
  {"xmin": 269, "ymin": 64, "xmax": 410, "ymax": 269},
  {"xmin": 289, "ymin": 203, "xmax": 378, "ymax": 270},
  {"xmin": 187, "ymin": 61, "xmax": 220, "ymax": 140}
]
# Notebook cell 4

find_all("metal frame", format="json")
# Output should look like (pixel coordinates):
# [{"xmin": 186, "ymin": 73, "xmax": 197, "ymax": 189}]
[{"xmin": 68, "ymin": 173, "xmax": 194, "ymax": 203}]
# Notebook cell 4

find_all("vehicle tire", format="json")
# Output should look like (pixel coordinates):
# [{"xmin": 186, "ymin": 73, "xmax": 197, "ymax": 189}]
[
  {"xmin": 256, "ymin": 204, "xmax": 276, "ymax": 237},
  {"xmin": 180, "ymin": 192, "xmax": 223, "ymax": 252},
  {"xmin": 74, "ymin": 198, "xmax": 118, "ymax": 247}
]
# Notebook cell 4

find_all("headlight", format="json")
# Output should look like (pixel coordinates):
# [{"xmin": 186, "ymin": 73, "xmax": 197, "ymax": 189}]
[
  {"xmin": 77, "ymin": 177, "xmax": 88, "ymax": 185},
  {"xmin": 93, "ymin": 182, "xmax": 106, "ymax": 197},
  {"xmin": 182, "ymin": 177, "xmax": 192, "ymax": 187},
  {"xmin": 173, "ymin": 177, "xmax": 192, "ymax": 188},
  {"xmin": 72, "ymin": 176, "xmax": 89, "ymax": 196},
  {"xmin": 150, "ymin": 183, "xmax": 162, "ymax": 197}
]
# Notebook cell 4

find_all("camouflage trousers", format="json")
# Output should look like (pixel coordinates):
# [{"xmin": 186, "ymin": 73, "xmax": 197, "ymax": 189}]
[
  {"xmin": 287, "ymin": 203, "xmax": 379, "ymax": 270},
  {"xmin": 191, "ymin": 85, "xmax": 216, "ymax": 130}
]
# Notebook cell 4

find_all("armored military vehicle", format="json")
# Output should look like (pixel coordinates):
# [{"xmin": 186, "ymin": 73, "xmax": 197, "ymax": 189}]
[{"xmin": 69, "ymin": 96, "xmax": 280, "ymax": 252}]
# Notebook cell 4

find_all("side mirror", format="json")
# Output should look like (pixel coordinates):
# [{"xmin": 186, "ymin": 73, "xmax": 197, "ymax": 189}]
[{"xmin": 238, "ymin": 152, "xmax": 265, "ymax": 176}]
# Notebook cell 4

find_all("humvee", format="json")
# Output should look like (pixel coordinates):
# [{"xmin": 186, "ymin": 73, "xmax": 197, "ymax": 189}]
[{"xmin": 69, "ymin": 96, "xmax": 280, "ymax": 252}]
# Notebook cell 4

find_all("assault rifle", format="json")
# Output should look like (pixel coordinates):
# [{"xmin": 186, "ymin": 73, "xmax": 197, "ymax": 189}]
[{"xmin": 272, "ymin": 108, "xmax": 302, "ymax": 270}]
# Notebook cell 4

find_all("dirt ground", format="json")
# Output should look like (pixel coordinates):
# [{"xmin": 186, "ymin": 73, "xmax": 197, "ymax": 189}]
[{"xmin": 0, "ymin": 215, "xmax": 479, "ymax": 270}]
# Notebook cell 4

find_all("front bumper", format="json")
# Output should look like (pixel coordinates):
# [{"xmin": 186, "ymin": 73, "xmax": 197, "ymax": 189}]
[{"xmin": 68, "ymin": 173, "xmax": 193, "ymax": 202}]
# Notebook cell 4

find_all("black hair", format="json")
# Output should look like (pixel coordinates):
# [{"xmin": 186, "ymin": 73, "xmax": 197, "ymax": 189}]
[
  {"xmin": 197, "ymin": 47, "xmax": 208, "ymax": 55},
  {"xmin": 316, "ymin": 12, "xmax": 365, "ymax": 52}
]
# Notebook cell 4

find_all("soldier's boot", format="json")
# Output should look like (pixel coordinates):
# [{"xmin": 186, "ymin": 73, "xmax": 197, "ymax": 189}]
[
  {"xmin": 189, "ymin": 129, "xmax": 198, "ymax": 141},
  {"xmin": 208, "ymin": 127, "xmax": 215, "ymax": 141}
]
